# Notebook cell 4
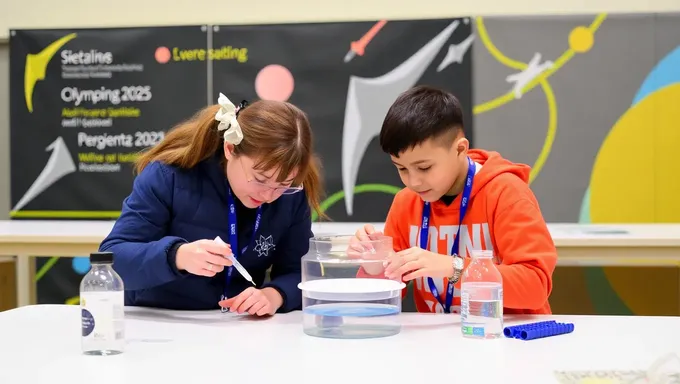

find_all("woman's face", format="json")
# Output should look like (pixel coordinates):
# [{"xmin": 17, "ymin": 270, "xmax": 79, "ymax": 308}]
[{"xmin": 224, "ymin": 144, "xmax": 299, "ymax": 209}]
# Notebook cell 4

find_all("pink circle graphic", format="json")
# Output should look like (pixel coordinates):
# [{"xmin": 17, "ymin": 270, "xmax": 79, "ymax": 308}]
[
  {"xmin": 155, "ymin": 47, "xmax": 171, "ymax": 64},
  {"xmin": 255, "ymin": 64, "xmax": 295, "ymax": 102}
]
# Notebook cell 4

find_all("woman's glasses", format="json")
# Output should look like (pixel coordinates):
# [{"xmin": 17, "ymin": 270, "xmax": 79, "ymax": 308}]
[{"xmin": 238, "ymin": 157, "xmax": 303, "ymax": 195}]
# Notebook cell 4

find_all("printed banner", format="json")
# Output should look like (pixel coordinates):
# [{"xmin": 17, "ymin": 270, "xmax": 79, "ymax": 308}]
[
  {"xmin": 9, "ymin": 26, "xmax": 210, "ymax": 219},
  {"xmin": 212, "ymin": 18, "xmax": 474, "ymax": 222}
]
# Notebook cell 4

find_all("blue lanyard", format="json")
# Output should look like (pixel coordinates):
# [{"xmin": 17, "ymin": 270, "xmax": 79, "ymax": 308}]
[
  {"xmin": 222, "ymin": 187, "xmax": 262, "ymax": 299},
  {"xmin": 420, "ymin": 156, "xmax": 475, "ymax": 313}
]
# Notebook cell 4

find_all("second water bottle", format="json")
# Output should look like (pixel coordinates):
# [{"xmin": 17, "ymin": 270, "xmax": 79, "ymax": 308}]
[{"xmin": 460, "ymin": 249, "xmax": 503, "ymax": 339}]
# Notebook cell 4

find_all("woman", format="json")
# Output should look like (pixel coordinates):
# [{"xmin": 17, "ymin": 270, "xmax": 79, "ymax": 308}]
[{"xmin": 99, "ymin": 93, "xmax": 325, "ymax": 316}]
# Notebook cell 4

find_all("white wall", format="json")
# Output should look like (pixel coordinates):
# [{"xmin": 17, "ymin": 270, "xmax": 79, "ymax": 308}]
[{"xmin": 3, "ymin": 0, "xmax": 680, "ymax": 41}]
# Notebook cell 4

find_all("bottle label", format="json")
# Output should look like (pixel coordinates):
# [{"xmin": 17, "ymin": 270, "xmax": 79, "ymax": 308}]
[
  {"xmin": 460, "ymin": 290, "xmax": 482, "ymax": 336},
  {"xmin": 462, "ymin": 325, "xmax": 486, "ymax": 337},
  {"xmin": 460, "ymin": 291, "xmax": 469, "ymax": 320},
  {"xmin": 81, "ymin": 292, "xmax": 124, "ymax": 341}
]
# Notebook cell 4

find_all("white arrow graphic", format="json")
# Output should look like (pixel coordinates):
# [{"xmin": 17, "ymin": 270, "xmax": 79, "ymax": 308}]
[
  {"xmin": 437, "ymin": 33, "xmax": 475, "ymax": 72},
  {"xmin": 341, "ymin": 20, "xmax": 460, "ymax": 216},
  {"xmin": 13, "ymin": 136, "xmax": 76, "ymax": 212}
]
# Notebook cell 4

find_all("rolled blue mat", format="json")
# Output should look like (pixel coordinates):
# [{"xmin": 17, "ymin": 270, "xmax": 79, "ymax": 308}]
[
  {"xmin": 519, "ymin": 323, "xmax": 575, "ymax": 340},
  {"xmin": 503, "ymin": 320, "xmax": 557, "ymax": 338}
]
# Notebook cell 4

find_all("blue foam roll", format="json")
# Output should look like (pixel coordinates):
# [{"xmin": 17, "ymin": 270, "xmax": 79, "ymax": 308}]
[
  {"xmin": 503, "ymin": 320, "xmax": 557, "ymax": 338},
  {"xmin": 519, "ymin": 323, "xmax": 574, "ymax": 340}
]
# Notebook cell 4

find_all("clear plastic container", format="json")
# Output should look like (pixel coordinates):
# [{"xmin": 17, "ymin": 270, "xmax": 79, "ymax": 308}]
[
  {"xmin": 298, "ymin": 234, "xmax": 405, "ymax": 339},
  {"xmin": 80, "ymin": 251, "xmax": 125, "ymax": 355},
  {"xmin": 460, "ymin": 249, "xmax": 504, "ymax": 339}
]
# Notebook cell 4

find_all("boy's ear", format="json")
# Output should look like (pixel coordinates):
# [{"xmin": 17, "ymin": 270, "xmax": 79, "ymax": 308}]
[{"xmin": 454, "ymin": 137, "xmax": 469, "ymax": 156}]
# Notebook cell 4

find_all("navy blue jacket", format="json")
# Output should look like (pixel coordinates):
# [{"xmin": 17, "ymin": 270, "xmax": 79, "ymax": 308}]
[{"xmin": 99, "ymin": 154, "xmax": 313, "ymax": 313}]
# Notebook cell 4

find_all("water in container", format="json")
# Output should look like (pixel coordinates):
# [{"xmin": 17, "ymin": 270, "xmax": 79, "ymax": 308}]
[
  {"xmin": 460, "ymin": 249, "xmax": 503, "ymax": 339},
  {"xmin": 298, "ymin": 234, "xmax": 405, "ymax": 339}
]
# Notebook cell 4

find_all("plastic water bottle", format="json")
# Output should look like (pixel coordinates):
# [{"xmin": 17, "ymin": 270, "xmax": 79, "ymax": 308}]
[
  {"xmin": 80, "ymin": 251, "xmax": 125, "ymax": 355},
  {"xmin": 460, "ymin": 249, "xmax": 503, "ymax": 339}
]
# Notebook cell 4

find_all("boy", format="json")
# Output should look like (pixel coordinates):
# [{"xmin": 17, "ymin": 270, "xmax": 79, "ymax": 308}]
[{"xmin": 353, "ymin": 85, "xmax": 557, "ymax": 314}]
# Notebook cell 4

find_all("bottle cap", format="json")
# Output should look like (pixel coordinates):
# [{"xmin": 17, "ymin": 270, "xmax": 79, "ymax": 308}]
[{"xmin": 90, "ymin": 252, "xmax": 113, "ymax": 264}]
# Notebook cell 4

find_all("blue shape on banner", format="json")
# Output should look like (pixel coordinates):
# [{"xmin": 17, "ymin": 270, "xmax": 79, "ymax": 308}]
[
  {"xmin": 72, "ymin": 257, "xmax": 90, "ymax": 275},
  {"xmin": 631, "ymin": 45, "xmax": 680, "ymax": 105}
]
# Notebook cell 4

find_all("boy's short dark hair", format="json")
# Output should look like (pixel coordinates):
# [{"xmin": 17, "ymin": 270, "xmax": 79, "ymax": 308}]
[{"xmin": 379, "ymin": 85, "xmax": 465, "ymax": 157}]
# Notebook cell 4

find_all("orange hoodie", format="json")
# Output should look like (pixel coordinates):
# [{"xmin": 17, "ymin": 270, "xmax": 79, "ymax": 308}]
[{"xmin": 359, "ymin": 149, "xmax": 557, "ymax": 314}]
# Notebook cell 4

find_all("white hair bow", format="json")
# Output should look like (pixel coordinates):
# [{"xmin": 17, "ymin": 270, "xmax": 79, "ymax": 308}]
[{"xmin": 215, "ymin": 93, "xmax": 244, "ymax": 145}]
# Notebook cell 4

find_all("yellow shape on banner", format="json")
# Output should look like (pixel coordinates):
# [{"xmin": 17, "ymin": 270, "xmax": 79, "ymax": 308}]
[
  {"xmin": 569, "ymin": 26, "xmax": 594, "ymax": 53},
  {"xmin": 24, "ymin": 33, "xmax": 77, "ymax": 112},
  {"xmin": 590, "ymin": 84, "xmax": 680, "ymax": 316},
  {"xmin": 590, "ymin": 84, "xmax": 680, "ymax": 223}
]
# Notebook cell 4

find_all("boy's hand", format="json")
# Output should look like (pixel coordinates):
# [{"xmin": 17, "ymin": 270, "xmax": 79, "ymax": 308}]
[
  {"xmin": 384, "ymin": 247, "xmax": 454, "ymax": 281},
  {"xmin": 348, "ymin": 224, "xmax": 387, "ymax": 275},
  {"xmin": 353, "ymin": 224, "xmax": 384, "ymax": 244}
]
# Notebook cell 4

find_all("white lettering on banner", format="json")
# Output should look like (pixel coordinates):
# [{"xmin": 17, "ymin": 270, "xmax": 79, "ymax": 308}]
[
  {"xmin": 77, "ymin": 131, "xmax": 165, "ymax": 150},
  {"xmin": 61, "ymin": 50, "xmax": 114, "ymax": 65},
  {"xmin": 61, "ymin": 86, "xmax": 152, "ymax": 106},
  {"xmin": 408, "ymin": 223, "xmax": 496, "ymax": 312}
]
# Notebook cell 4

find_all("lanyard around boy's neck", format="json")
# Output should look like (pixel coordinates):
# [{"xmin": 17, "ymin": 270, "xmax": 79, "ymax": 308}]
[
  {"xmin": 222, "ymin": 187, "xmax": 262, "ymax": 299},
  {"xmin": 419, "ymin": 156, "xmax": 475, "ymax": 313}
]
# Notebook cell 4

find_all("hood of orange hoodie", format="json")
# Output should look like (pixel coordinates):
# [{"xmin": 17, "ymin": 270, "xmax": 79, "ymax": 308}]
[{"xmin": 466, "ymin": 148, "xmax": 531, "ymax": 197}]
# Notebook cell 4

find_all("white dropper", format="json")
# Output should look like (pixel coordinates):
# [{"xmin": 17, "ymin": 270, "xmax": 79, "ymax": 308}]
[{"xmin": 214, "ymin": 236, "xmax": 255, "ymax": 286}]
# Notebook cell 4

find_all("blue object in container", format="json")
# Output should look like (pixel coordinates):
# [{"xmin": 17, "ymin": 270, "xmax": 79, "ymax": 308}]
[
  {"xmin": 316, "ymin": 315, "xmax": 344, "ymax": 328},
  {"xmin": 308, "ymin": 305, "xmax": 401, "ymax": 329},
  {"xmin": 306, "ymin": 305, "xmax": 399, "ymax": 317}
]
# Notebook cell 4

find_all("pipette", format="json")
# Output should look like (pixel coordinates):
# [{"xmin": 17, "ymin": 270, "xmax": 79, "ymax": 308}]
[{"xmin": 214, "ymin": 236, "xmax": 255, "ymax": 286}]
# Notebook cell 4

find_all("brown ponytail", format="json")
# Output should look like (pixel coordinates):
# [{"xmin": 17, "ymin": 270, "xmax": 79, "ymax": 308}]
[
  {"xmin": 301, "ymin": 154, "xmax": 327, "ymax": 220},
  {"xmin": 135, "ymin": 105, "xmax": 222, "ymax": 173},
  {"xmin": 134, "ymin": 100, "xmax": 328, "ymax": 221}
]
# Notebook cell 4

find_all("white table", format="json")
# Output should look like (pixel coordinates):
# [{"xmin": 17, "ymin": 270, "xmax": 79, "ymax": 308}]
[
  {"xmin": 1, "ymin": 305, "xmax": 679, "ymax": 383},
  {"xmin": 2, "ymin": 220, "xmax": 680, "ymax": 308}
]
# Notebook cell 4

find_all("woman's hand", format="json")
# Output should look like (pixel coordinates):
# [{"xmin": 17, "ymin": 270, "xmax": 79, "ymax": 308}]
[
  {"xmin": 175, "ymin": 239, "xmax": 232, "ymax": 277},
  {"xmin": 219, "ymin": 287, "xmax": 283, "ymax": 316},
  {"xmin": 384, "ymin": 247, "xmax": 454, "ymax": 281}
]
